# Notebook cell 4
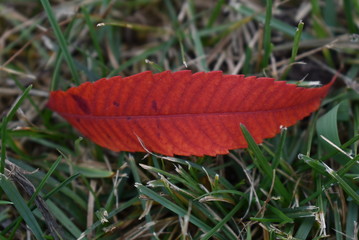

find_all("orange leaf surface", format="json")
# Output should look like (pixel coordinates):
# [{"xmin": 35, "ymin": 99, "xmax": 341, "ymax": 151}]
[{"xmin": 47, "ymin": 71, "xmax": 333, "ymax": 156}]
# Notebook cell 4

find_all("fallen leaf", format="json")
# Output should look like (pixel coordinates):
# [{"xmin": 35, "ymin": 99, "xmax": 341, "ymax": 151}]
[{"xmin": 47, "ymin": 71, "xmax": 333, "ymax": 156}]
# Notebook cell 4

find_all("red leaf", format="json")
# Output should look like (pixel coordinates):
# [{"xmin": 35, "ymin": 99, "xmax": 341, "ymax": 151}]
[{"xmin": 47, "ymin": 71, "xmax": 333, "ymax": 156}]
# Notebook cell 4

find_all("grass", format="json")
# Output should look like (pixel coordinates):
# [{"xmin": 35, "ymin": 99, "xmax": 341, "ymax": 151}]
[{"xmin": 0, "ymin": 0, "xmax": 358, "ymax": 239}]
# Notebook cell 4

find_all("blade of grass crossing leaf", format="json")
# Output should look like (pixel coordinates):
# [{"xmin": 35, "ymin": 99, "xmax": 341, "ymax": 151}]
[
  {"xmin": 0, "ymin": 174, "xmax": 44, "ymax": 240},
  {"xmin": 1, "ymin": 85, "xmax": 32, "ymax": 174},
  {"xmin": 261, "ymin": 0, "xmax": 272, "ymax": 68},
  {"xmin": 40, "ymin": 0, "xmax": 80, "ymax": 85},
  {"xmin": 135, "ymin": 183, "xmax": 227, "ymax": 240}
]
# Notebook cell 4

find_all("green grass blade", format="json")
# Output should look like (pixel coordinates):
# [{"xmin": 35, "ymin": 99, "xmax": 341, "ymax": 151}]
[
  {"xmin": 316, "ymin": 104, "xmax": 341, "ymax": 148},
  {"xmin": 201, "ymin": 200, "xmax": 242, "ymax": 240},
  {"xmin": 333, "ymin": 202, "xmax": 343, "ymax": 240},
  {"xmin": 300, "ymin": 154, "xmax": 328, "ymax": 175},
  {"xmin": 323, "ymin": 0, "xmax": 337, "ymax": 27},
  {"xmin": 44, "ymin": 173, "xmax": 80, "ymax": 199},
  {"xmin": 161, "ymin": 156, "xmax": 234, "ymax": 189},
  {"xmin": 303, "ymin": 154, "xmax": 359, "ymax": 204},
  {"xmin": 188, "ymin": 0, "xmax": 208, "ymax": 71},
  {"xmin": 343, "ymin": 0, "xmax": 358, "ymax": 33},
  {"xmin": 323, "ymin": 162, "xmax": 359, "ymax": 204},
  {"xmin": 261, "ymin": 0, "xmax": 273, "ymax": 68},
  {"xmin": 79, "ymin": 196, "xmax": 138, "ymax": 237},
  {"xmin": 294, "ymin": 217, "xmax": 315, "ymax": 239},
  {"xmin": 0, "ymin": 174, "xmax": 44, "ymax": 240},
  {"xmin": 206, "ymin": 0, "xmax": 225, "ymax": 28},
  {"xmin": 240, "ymin": 124, "xmax": 273, "ymax": 177},
  {"xmin": 108, "ymin": 40, "xmax": 174, "ymax": 77},
  {"xmin": 46, "ymin": 200, "xmax": 82, "ymax": 238},
  {"xmin": 50, "ymin": 51, "xmax": 63, "ymax": 91},
  {"xmin": 135, "ymin": 183, "xmax": 227, "ymax": 240},
  {"xmin": 28, "ymin": 156, "xmax": 62, "ymax": 205},
  {"xmin": 81, "ymin": 7, "xmax": 105, "ymax": 70},
  {"xmin": 40, "ymin": 0, "xmax": 80, "ymax": 85},
  {"xmin": 345, "ymin": 201, "xmax": 358, "ymax": 240},
  {"xmin": 127, "ymin": 155, "xmax": 155, "ymax": 237},
  {"xmin": 281, "ymin": 20, "xmax": 304, "ymax": 79},
  {"xmin": 240, "ymin": 124, "xmax": 290, "ymax": 202},
  {"xmin": 1, "ymin": 85, "xmax": 32, "ymax": 174},
  {"xmin": 272, "ymin": 127, "xmax": 287, "ymax": 169},
  {"xmin": 235, "ymin": 5, "xmax": 313, "ymax": 39}
]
